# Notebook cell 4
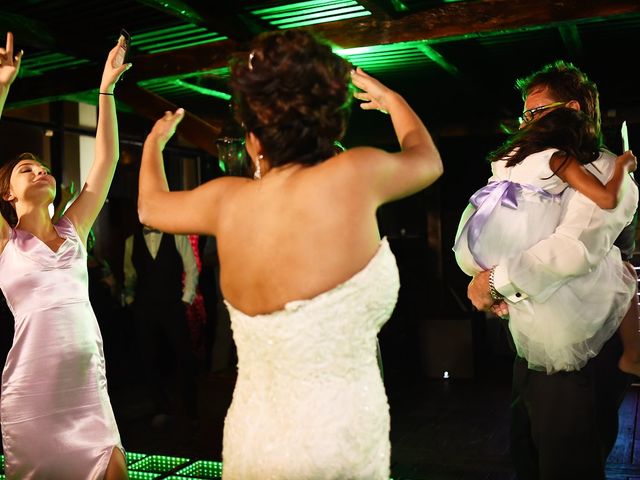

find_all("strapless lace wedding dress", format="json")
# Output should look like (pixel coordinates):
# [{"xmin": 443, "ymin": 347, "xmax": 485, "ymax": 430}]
[{"xmin": 222, "ymin": 238, "xmax": 399, "ymax": 480}]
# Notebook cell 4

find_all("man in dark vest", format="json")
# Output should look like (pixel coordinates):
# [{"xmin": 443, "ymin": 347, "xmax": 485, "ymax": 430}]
[{"xmin": 124, "ymin": 223, "xmax": 199, "ymax": 426}]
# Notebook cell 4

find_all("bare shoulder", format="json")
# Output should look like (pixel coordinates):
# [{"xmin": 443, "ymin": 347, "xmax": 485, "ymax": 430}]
[
  {"xmin": 326, "ymin": 146, "xmax": 390, "ymax": 176},
  {"xmin": 193, "ymin": 175, "xmax": 250, "ymax": 202}
]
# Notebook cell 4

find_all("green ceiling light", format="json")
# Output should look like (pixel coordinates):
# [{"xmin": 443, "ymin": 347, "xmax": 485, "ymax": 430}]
[
  {"xmin": 251, "ymin": 0, "xmax": 355, "ymax": 15},
  {"xmin": 258, "ymin": 0, "xmax": 359, "ymax": 18},
  {"xmin": 173, "ymin": 79, "xmax": 232, "ymax": 101},
  {"xmin": 390, "ymin": 0, "xmax": 409, "ymax": 12},
  {"xmin": 334, "ymin": 41, "xmax": 435, "ymax": 72},
  {"xmin": 415, "ymin": 43, "xmax": 461, "ymax": 78},
  {"xmin": 133, "ymin": 23, "xmax": 227, "ymax": 54},
  {"xmin": 133, "ymin": 23, "xmax": 197, "ymax": 41},
  {"xmin": 138, "ymin": 77, "xmax": 231, "ymax": 101},
  {"xmin": 20, "ymin": 52, "xmax": 91, "ymax": 78},
  {"xmin": 249, "ymin": 0, "xmax": 371, "ymax": 29}
]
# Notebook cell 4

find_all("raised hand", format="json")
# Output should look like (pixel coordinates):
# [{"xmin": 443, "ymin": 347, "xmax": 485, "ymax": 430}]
[
  {"xmin": 148, "ymin": 109, "xmax": 185, "ymax": 149},
  {"xmin": 0, "ymin": 32, "xmax": 23, "ymax": 88},
  {"xmin": 351, "ymin": 67, "xmax": 395, "ymax": 114},
  {"xmin": 100, "ymin": 35, "xmax": 132, "ymax": 93}
]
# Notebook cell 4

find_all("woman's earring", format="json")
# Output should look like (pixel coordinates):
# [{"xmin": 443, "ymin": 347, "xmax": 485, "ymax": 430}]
[{"xmin": 254, "ymin": 154, "xmax": 263, "ymax": 180}]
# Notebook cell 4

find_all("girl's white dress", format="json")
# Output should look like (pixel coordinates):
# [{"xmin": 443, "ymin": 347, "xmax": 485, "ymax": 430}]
[{"xmin": 454, "ymin": 148, "xmax": 635, "ymax": 373}]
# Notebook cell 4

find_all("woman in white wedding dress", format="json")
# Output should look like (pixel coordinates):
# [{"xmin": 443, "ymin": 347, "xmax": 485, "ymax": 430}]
[{"xmin": 137, "ymin": 30, "xmax": 443, "ymax": 480}]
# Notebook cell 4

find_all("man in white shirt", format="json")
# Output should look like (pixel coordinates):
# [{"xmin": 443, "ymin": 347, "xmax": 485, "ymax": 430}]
[
  {"xmin": 467, "ymin": 61, "xmax": 638, "ymax": 479},
  {"xmin": 123, "ymin": 223, "xmax": 199, "ymax": 424}
]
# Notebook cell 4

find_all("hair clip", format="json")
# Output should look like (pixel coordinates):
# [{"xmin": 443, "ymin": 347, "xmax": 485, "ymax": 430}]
[{"xmin": 248, "ymin": 51, "xmax": 255, "ymax": 71}]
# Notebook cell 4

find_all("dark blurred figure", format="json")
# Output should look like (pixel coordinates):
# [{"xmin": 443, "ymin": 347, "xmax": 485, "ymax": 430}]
[{"xmin": 123, "ymin": 222, "xmax": 199, "ymax": 426}]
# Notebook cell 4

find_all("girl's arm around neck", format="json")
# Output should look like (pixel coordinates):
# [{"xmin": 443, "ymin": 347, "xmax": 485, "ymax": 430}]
[{"xmin": 551, "ymin": 150, "xmax": 636, "ymax": 209}]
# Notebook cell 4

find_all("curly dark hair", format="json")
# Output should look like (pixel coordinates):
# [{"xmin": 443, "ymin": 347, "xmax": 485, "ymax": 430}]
[
  {"xmin": 230, "ymin": 30, "xmax": 353, "ymax": 167},
  {"xmin": 488, "ymin": 108, "xmax": 601, "ymax": 170},
  {"xmin": 515, "ymin": 60, "xmax": 602, "ymax": 144},
  {"xmin": 0, "ymin": 152, "xmax": 41, "ymax": 227}
]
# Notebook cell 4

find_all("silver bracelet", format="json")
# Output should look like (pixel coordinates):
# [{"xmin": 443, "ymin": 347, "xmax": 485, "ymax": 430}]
[{"xmin": 489, "ymin": 266, "xmax": 503, "ymax": 301}]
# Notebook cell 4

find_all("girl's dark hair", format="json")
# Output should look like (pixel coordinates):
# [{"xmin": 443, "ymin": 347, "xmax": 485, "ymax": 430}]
[
  {"xmin": 0, "ymin": 152, "xmax": 40, "ymax": 227},
  {"xmin": 488, "ymin": 108, "xmax": 601, "ymax": 170},
  {"xmin": 230, "ymin": 30, "xmax": 353, "ymax": 167}
]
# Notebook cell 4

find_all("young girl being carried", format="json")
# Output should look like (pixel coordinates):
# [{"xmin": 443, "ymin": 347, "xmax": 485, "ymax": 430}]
[{"xmin": 454, "ymin": 106, "xmax": 640, "ymax": 375}]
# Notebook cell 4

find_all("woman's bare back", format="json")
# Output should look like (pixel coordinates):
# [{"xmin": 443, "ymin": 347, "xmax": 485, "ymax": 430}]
[{"xmin": 216, "ymin": 156, "xmax": 382, "ymax": 316}]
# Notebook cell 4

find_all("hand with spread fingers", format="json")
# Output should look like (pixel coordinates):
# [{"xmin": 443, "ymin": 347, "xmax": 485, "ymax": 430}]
[
  {"xmin": 147, "ymin": 108, "xmax": 185, "ymax": 149},
  {"xmin": 351, "ymin": 67, "xmax": 395, "ymax": 114},
  {"xmin": 0, "ymin": 32, "xmax": 23, "ymax": 89}
]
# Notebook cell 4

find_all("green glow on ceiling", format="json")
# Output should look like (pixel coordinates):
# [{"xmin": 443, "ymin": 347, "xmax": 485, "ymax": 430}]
[
  {"xmin": 249, "ymin": 0, "xmax": 371, "ymax": 29},
  {"xmin": 20, "ymin": 52, "xmax": 91, "ymax": 78},
  {"xmin": 251, "ymin": 0, "xmax": 355, "ymax": 15},
  {"xmin": 138, "ymin": 76, "xmax": 231, "ymax": 101},
  {"xmin": 144, "ymin": 36, "xmax": 227, "ymax": 54},
  {"xmin": 335, "ymin": 41, "xmax": 435, "ymax": 72},
  {"xmin": 390, "ymin": 0, "xmax": 409, "ymax": 11},
  {"xmin": 269, "ymin": 6, "xmax": 368, "ymax": 25},
  {"xmin": 415, "ymin": 43, "xmax": 460, "ymax": 78},
  {"xmin": 133, "ymin": 23, "xmax": 198, "ymax": 41},
  {"xmin": 334, "ymin": 41, "xmax": 459, "ymax": 75},
  {"xmin": 133, "ymin": 24, "xmax": 227, "ymax": 54},
  {"xmin": 259, "ymin": 0, "xmax": 360, "ymax": 19},
  {"xmin": 276, "ymin": 11, "xmax": 370, "ymax": 28},
  {"xmin": 173, "ymin": 80, "xmax": 231, "ymax": 100}
]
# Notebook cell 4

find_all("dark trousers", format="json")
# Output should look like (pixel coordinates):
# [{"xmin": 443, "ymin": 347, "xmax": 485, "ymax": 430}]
[
  {"xmin": 133, "ymin": 301, "xmax": 198, "ymax": 419},
  {"xmin": 511, "ymin": 333, "xmax": 630, "ymax": 480}
]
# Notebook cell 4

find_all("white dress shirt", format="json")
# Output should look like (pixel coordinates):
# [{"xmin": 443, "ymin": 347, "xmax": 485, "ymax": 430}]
[
  {"xmin": 123, "ymin": 230, "xmax": 199, "ymax": 305},
  {"xmin": 493, "ymin": 150, "xmax": 639, "ymax": 303}
]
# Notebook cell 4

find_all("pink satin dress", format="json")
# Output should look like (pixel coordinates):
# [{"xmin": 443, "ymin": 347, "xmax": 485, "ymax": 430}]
[{"xmin": 0, "ymin": 216, "xmax": 123, "ymax": 479}]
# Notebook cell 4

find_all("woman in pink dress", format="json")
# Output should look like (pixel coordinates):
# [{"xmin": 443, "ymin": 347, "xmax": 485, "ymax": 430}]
[{"xmin": 0, "ymin": 32, "xmax": 130, "ymax": 479}]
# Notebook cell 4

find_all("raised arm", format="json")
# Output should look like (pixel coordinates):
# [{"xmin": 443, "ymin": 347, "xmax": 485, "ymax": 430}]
[
  {"xmin": 63, "ymin": 37, "xmax": 131, "ymax": 244},
  {"xmin": 137, "ymin": 109, "xmax": 240, "ymax": 236},
  {"xmin": 0, "ymin": 32, "xmax": 23, "ymax": 245},
  {"xmin": 551, "ymin": 150, "xmax": 637, "ymax": 209},
  {"xmin": 349, "ymin": 68, "xmax": 443, "ymax": 204},
  {"xmin": 0, "ymin": 32, "xmax": 23, "ymax": 120}
]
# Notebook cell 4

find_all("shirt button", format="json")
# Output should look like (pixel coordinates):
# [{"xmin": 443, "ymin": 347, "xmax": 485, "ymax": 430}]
[{"xmin": 515, "ymin": 292, "xmax": 522, "ymax": 298}]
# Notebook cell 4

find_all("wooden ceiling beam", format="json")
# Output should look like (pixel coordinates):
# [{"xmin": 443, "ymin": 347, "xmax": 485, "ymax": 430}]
[{"xmin": 308, "ymin": 0, "xmax": 640, "ymax": 48}]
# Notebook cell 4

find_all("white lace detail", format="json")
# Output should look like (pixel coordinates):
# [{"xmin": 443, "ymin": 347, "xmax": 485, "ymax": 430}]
[{"xmin": 222, "ymin": 238, "xmax": 399, "ymax": 480}]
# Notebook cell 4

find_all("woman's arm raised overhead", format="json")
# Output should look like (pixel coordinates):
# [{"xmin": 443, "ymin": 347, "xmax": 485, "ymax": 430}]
[
  {"xmin": 349, "ymin": 68, "xmax": 443, "ymax": 204},
  {"xmin": 64, "ymin": 37, "xmax": 131, "ymax": 243}
]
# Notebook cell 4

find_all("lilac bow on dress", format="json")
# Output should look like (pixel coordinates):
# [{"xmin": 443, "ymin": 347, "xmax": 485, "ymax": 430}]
[{"xmin": 456, "ymin": 180, "xmax": 558, "ymax": 270}]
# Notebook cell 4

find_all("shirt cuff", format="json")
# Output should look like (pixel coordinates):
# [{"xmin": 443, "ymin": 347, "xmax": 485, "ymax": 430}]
[{"xmin": 492, "ymin": 264, "xmax": 528, "ymax": 303}]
